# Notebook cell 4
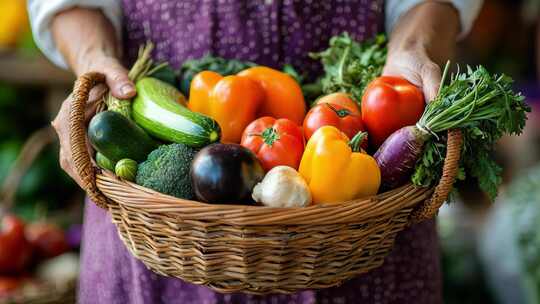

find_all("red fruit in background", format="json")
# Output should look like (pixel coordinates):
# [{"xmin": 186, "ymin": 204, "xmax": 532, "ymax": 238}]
[
  {"xmin": 25, "ymin": 223, "xmax": 68, "ymax": 259},
  {"xmin": 361, "ymin": 76, "xmax": 425, "ymax": 148},
  {"xmin": 240, "ymin": 117, "xmax": 304, "ymax": 171},
  {"xmin": 303, "ymin": 103, "xmax": 365, "ymax": 142},
  {"xmin": 0, "ymin": 276, "xmax": 23, "ymax": 296},
  {"xmin": 0, "ymin": 215, "xmax": 32, "ymax": 275}
]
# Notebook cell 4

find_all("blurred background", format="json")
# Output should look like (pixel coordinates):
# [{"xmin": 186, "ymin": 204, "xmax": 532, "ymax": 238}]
[{"xmin": 0, "ymin": 0, "xmax": 539, "ymax": 303}]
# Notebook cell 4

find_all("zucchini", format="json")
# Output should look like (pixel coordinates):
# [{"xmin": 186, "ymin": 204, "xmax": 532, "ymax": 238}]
[
  {"xmin": 88, "ymin": 111, "xmax": 157, "ymax": 163},
  {"xmin": 132, "ymin": 77, "xmax": 221, "ymax": 147}
]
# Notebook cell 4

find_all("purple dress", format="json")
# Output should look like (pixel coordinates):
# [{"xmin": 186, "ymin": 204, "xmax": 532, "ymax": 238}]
[{"xmin": 79, "ymin": 1, "xmax": 442, "ymax": 303}]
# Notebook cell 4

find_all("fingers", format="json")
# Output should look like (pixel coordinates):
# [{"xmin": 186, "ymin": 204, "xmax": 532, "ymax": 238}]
[
  {"xmin": 420, "ymin": 62, "xmax": 442, "ymax": 102},
  {"xmin": 78, "ymin": 55, "xmax": 136, "ymax": 100},
  {"xmin": 52, "ymin": 97, "xmax": 83, "ymax": 187},
  {"xmin": 85, "ymin": 84, "xmax": 108, "ymax": 123},
  {"xmin": 59, "ymin": 147, "xmax": 84, "ymax": 188},
  {"xmin": 382, "ymin": 55, "xmax": 423, "ymax": 88},
  {"xmin": 100, "ymin": 59, "xmax": 136, "ymax": 99},
  {"xmin": 52, "ymin": 86, "xmax": 105, "ymax": 189},
  {"xmin": 383, "ymin": 56, "xmax": 442, "ymax": 103}
]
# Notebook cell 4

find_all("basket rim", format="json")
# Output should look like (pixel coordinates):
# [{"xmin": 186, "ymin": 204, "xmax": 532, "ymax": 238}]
[{"xmin": 96, "ymin": 170, "xmax": 432, "ymax": 225}]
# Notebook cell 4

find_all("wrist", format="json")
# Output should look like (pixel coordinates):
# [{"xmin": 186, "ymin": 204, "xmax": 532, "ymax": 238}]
[
  {"xmin": 72, "ymin": 45, "xmax": 117, "ymax": 76},
  {"xmin": 388, "ymin": 1, "xmax": 460, "ymax": 65},
  {"xmin": 52, "ymin": 7, "xmax": 120, "ymax": 76}
]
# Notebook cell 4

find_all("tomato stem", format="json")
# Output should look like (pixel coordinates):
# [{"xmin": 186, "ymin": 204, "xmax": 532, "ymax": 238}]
[
  {"xmin": 326, "ymin": 103, "xmax": 351, "ymax": 118},
  {"xmin": 261, "ymin": 127, "xmax": 280, "ymax": 146}
]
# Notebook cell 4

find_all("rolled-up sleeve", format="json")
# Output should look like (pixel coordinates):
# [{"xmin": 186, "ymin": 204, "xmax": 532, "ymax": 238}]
[
  {"xmin": 385, "ymin": 0, "xmax": 484, "ymax": 39},
  {"xmin": 27, "ymin": 0, "xmax": 122, "ymax": 69}
]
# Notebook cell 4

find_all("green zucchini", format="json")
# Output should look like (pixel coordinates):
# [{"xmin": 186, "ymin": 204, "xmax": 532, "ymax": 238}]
[
  {"xmin": 132, "ymin": 77, "xmax": 221, "ymax": 147},
  {"xmin": 88, "ymin": 111, "xmax": 157, "ymax": 163}
]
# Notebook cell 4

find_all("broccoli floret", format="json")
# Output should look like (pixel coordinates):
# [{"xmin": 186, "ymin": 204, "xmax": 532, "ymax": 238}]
[{"xmin": 136, "ymin": 143, "xmax": 198, "ymax": 199}]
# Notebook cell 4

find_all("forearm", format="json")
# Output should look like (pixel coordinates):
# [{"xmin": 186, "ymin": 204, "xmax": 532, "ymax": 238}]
[
  {"xmin": 51, "ymin": 7, "xmax": 120, "ymax": 76},
  {"xmin": 388, "ymin": 2, "xmax": 460, "ymax": 65}
]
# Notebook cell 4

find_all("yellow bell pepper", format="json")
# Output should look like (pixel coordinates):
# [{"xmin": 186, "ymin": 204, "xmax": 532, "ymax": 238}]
[
  {"xmin": 299, "ymin": 126, "xmax": 381, "ymax": 204},
  {"xmin": 0, "ymin": 0, "xmax": 28, "ymax": 48}
]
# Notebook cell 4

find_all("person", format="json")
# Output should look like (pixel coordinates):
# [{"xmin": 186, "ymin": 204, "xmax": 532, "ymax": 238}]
[{"xmin": 28, "ymin": 1, "xmax": 482, "ymax": 303}]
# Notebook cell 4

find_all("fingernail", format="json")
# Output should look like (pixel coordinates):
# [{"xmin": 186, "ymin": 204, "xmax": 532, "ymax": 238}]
[{"xmin": 120, "ymin": 83, "xmax": 135, "ymax": 96}]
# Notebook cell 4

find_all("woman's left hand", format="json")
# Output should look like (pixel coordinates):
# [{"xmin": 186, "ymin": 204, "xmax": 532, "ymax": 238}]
[{"xmin": 383, "ymin": 2, "xmax": 461, "ymax": 102}]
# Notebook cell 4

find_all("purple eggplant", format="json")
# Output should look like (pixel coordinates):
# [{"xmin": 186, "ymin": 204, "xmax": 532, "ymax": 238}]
[{"xmin": 190, "ymin": 143, "xmax": 265, "ymax": 204}]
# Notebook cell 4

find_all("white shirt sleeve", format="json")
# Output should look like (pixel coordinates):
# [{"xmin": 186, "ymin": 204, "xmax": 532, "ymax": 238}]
[
  {"xmin": 27, "ymin": 0, "xmax": 122, "ymax": 69},
  {"xmin": 385, "ymin": 0, "xmax": 484, "ymax": 39}
]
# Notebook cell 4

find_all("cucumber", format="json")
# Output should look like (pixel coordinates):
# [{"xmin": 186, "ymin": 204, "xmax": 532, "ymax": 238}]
[
  {"xmin": 96, "ymin": 152, "xmax": 115, "ymax": 171},
  {"xmin": 132, "ymin": 77, "xmax": 221, "ymax": 147},
  {"xmin": 88, "ymin": 111, "xmax": 157, "ymax": 163},
  {"xmin": 115, "ymin": 158, "xmax": 138, "ymax": 181}
]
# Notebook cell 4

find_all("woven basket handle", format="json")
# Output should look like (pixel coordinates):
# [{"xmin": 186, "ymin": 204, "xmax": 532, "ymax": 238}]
[
  {"xmin": 409, "ymin": 129, "xmax": 463, "ymax": 224},
  {"xmin": 69, "ymin": 72, "xmax": 109, "ymax": 209}
]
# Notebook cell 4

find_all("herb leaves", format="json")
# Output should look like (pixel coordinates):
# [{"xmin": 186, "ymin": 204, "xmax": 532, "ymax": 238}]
[
  {"xmin": 309, "ymin": 33, "xmax": 387, "ymax": 105},
  {"xmin": 412, "ymin": 65, "xmax": 530, "ymax": 200}
]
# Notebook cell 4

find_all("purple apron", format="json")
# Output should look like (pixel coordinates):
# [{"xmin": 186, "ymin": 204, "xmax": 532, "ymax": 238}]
[{"xmin": 78, "ymin": 1, "xmax": 442, "ymax": 303}]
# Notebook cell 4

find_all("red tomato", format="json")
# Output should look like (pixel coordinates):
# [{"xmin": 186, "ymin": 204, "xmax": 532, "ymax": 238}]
[
  {"xmin": 361, "ymin": 76, "xmax": 425, "ymax": 148},
  {"xmin": 303, "ymin": 103, "xmax": 365, "ymax": 141},
  {"xmin": 0, "ymin": 215, "xmax": 32, "ymax": 275},
  {"xmin": 315, "ymin": 92, "xmax": 360, "ymax": 115},
  {"xmin": 25, "ymin": 222, "xmax": 69, "ymax": 260},
  {"xmin": 241, "ymin": 117, "xmax": 304, "ymax": 171}
]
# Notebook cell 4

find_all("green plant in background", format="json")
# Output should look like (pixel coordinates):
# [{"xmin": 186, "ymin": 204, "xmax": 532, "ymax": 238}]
[
  {"xmin": 0, "ymin": 83, "xmax": 78, "ymax": 220},
  {"xmin": 509, "ymin": 165, "xmax": 540, "ymax": 303},
  {"xmin": 16, "ymin": 30, "xmax": 39, "ymax": 56},
  {"xmin": 438, "ymin": 208, "xmax": 496, "ymax": 304}
]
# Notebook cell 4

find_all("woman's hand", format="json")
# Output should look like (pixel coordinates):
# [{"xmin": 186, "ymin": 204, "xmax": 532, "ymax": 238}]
[
  {"xmin": 52, "ymin": 86, "xmax": 106, "ymax": 187},
  {"xmin": 50, "ymin": 7, "xmax": 135, "ymax": 187},
  {"xmin": 52, "ymin": 7, "xmax": 135, "ymax": 97},
  {"xmin": 383, "ymin": 2, "xmax": 460, "ymax": 102}
]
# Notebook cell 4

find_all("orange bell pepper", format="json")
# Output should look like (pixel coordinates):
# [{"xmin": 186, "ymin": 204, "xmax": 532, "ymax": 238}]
[
  {"xmin": 238, "ymin": 66, "xmax": 306, "ymax": 125},
  {"xmin": 188, "ymin": 71, "xmax": 264, "ymax": 143},
  {"xmin": 299, "ymin": 126, "xmax": 381, "ymax": 204}
]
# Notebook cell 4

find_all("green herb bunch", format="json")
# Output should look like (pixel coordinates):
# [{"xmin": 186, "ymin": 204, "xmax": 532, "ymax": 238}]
[
  {"xmin": 412, "ymin": 65, "xmax": 530, "ymax": 199},
  {"xmin": 309, "ymin": 33, "xmax": 387, "ymax": 105}
]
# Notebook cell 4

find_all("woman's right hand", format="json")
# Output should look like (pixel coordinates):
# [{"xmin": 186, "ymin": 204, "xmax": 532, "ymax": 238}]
[{"xmin": 50, "ymin": 7, "xmax": 136, "ymax": 187}]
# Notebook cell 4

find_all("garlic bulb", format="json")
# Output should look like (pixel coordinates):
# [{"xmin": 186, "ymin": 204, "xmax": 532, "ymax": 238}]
[{"xmin": 252, "ymin": 166, "xmax": 312, "ymax": 207}]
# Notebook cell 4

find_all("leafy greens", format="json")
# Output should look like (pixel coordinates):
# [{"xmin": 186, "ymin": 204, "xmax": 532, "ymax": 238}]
[
  {"xmin": 412, "ymin": 65, "xmax": 530, "ymax": 200},
  {"xmin": 309, "ymin": 33, "xmax": 387, "ymax": 105}
]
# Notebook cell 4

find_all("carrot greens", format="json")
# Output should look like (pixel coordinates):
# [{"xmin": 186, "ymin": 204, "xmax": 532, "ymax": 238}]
[{"xmin": 411, "ymin": 64, "xmax": 529, "ymax": 199}]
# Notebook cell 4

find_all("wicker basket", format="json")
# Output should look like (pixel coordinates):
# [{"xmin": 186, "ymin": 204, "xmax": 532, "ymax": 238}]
[{"xmin": 70, "ymin": 72, "xmax": 462, "ymax": 294}]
